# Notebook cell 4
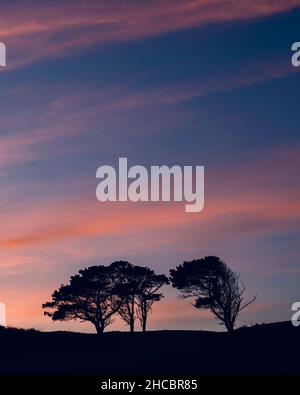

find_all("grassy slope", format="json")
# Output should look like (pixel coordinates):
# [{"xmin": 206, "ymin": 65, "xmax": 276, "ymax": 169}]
[{"xmin": 0, "ymin": 321, "xmax": 299, "ymax": 374}]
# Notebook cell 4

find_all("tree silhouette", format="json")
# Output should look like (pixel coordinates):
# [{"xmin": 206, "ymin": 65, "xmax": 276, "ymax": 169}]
[
  {"xmin": 42, "ymin": 265, "xmax": 123, "ymax": 334},
  {"xmin": 43, "ymin": 262, "xmax": 169, "ymax": 333},
  {"xmin": 135, "ymin": 268, "xmax": 169, "ymax": 332},
  {"xmin": 110, "ymin": 261, "xmax": 140, "ymax": 332},
  {"xmin": 170, "ymin": 256, "xmax": 256, "ymax": 332},
  {"xmin": 111, "ymin": 261, "xmax": 169, "ymax": 332}
]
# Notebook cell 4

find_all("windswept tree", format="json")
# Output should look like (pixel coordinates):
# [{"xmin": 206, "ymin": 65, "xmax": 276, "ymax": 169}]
[
  {"xmin": 135, "ymin": 268, "xmax": 169, "ymax": 332},
  {"xmin": 42, "ymin": 265, "xmax": 123, "ymax": 334},
  {"xmin": 111, "ymin": 261, "xmax": 169, "ymax": 332},
  {"xmin": 110, "ymin": 261, "xmax": 140, "ymax": 332},
  {"xmin": 170, "ymin": 256, "xmax": 256, "ymax": 332}
]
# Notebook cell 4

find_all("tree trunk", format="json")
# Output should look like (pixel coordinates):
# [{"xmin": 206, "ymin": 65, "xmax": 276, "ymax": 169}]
[
  {"xmin": 130, "ymin": 299, "xmax": 135, "ymax": 332},
  {"xmin": 225, "ymin": 321, "xmax": 234, "ymax": 333},
  {"xmin": 94, "ymin": 322, "xmax": 104, "ymax": 334},
  {"xmin": 130, "ymin": 319, "xmax": 134, "ymax": 332},
  {"xmin": 141, "ymin": 301, "xmax": 147, "ymax": 332},
  {"xmin": 142, "ymin": 315, "xmax": 147, "ymax": 332}
]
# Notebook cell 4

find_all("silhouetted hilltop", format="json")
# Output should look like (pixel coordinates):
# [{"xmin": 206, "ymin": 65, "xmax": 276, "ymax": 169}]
[
  {"xmin": 236, "ymin": 320, "xmax": 297, "ymax": 333},
  {"xmin": 0, "ymin": 321, "xmax": 298, "ymax": 374}
]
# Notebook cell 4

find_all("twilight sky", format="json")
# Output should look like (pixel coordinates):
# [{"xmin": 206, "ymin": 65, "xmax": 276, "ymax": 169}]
[{"xmin": 0, "ymin": 0, "xmax": 299, "ymax": 332}]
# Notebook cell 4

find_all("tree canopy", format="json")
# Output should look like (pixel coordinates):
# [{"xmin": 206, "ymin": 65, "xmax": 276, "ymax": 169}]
[
  {"xmin": 43, "ymin": 262, "xmax": 168, "ymax": 333},
  {"xmin": 43, "ymin": 265, "xmax": 123, "ymax": 334},
  {"xmin": 170, "ymin": 256, "xmax": 256, "ymax": 332}
]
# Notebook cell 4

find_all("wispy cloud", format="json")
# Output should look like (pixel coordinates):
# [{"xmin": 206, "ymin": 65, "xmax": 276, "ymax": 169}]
[
  {"xmin": 0, "ymin": 55, "xmax": 297, "ymax": 173},
  {"xmin": 0, "ymin": 143, "xmax": 298, "ymax": 252},
  {"xmin": 2, "ymin": 0, "xmax": 300, "ymax": 68}
]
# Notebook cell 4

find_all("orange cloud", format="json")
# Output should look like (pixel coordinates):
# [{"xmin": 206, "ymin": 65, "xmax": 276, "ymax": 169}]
[
  {"xmin": 0, "ymin": 145, "xmax": 298, "ymax": 331},
  {"xmin": 0, "ymin": 143, "xmax": 299, "ymax": 253}
]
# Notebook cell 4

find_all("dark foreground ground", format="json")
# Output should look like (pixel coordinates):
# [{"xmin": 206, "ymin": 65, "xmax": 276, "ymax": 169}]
[{"xmin": 0, "ymin": 321, "xmax": 299, "ymax": 375}]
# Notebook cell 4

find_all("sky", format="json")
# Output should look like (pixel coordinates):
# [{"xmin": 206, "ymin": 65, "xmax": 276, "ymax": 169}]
[{"xmin": 0, "ymin": 0, "xmax": 299, "ymax": 332}]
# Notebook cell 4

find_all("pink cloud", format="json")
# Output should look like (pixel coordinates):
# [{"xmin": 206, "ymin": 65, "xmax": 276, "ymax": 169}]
[
  {"xmin": 1, "ymin": 0, "xmax": 300, "ymax": 69},
  {"xmin": 0, "ymin": 144, "xmax": 298, "ymax": 331},
  {"xmin": 1, "ymin": 55, "xmax": 298, "ymax": 173},
  {"xmin": 0, "ymin": 143, "xmax": 298, "ymax": 253}
]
